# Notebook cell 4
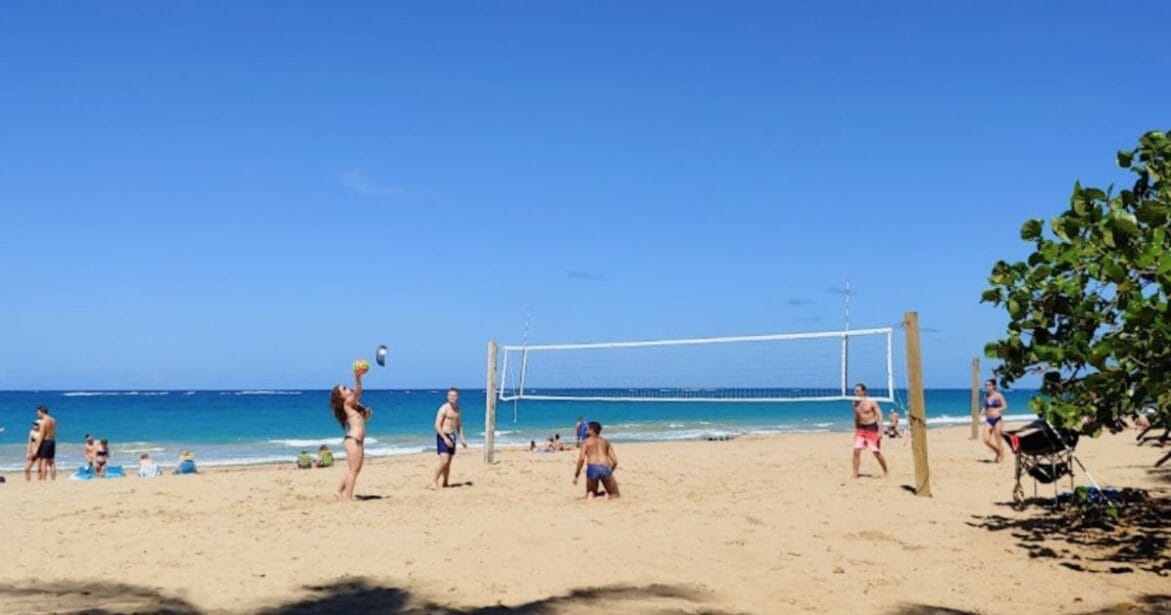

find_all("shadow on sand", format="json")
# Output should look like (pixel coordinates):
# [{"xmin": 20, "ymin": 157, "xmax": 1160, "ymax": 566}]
[
  {"xmin": 0, "ymin": 578, "xmax": 745, "ymax": 614},
  {"xmin": 965, "ymin": 492, "xmax": 1171, "ymax": 575},
  {"xmin": 892, "ymin": 595, "xmax": 1171, "ymax": 615}
]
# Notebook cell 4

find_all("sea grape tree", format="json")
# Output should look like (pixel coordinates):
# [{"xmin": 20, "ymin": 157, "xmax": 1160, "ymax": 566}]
[{"xmin": 982, "ymin": 130, "xmax": 1170, "ymax": 436}]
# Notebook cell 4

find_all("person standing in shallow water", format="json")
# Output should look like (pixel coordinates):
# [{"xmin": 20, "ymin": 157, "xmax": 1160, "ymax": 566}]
[
  {"xmin": 331, "ymin": 366, "xmax": 372, "ymax": 501},
  {"xmin": 24, "ymin": 421, "xmax": 41, "ymax": 481},
  {"xmin": 34, "ymin": 405, "xmax": 57, "ymax": 481}
]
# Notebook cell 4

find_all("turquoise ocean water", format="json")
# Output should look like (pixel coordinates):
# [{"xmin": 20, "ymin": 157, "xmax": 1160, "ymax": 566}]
[{"xmin": 0, "ymin": 389, "xmax": 1037, "ymax": 473}]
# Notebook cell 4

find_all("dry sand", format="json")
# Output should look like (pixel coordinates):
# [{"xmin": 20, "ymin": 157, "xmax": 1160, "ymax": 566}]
[{"xmin": 2, "ymin": 425, "xmax": 1169, "ymax": 614}]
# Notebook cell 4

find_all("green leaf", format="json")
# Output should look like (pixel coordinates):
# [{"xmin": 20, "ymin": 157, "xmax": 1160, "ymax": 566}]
[
  {"xmin": 1101, "ymin": 226, "xmax": 1116, "ymax": 248},
  {"xmin": 1117, "ymin": 150, "xmax": 1134, "ymax": 168},
  {"xmin": 1111, "ymin": 210, "xmax": 1140, "ymax": 236},
  {"xmin": 1021, "ymin": 219, "xmax": 1043, "ymax": 240}
]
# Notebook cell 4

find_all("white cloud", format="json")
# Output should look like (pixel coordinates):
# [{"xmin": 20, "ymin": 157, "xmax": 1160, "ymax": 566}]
[{"xmin": 340, "ymin": 169, "xmax": 400, "ymax": 198}]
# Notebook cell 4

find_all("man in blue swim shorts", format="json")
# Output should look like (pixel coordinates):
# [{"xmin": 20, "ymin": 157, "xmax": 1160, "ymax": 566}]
[
  {"xmin": 573, "ymin": 422, "xmax": 620, "ymax": 499},
  {"xmin": 432, "ymin": 388, "xmax": 468, "ymax": 490}
]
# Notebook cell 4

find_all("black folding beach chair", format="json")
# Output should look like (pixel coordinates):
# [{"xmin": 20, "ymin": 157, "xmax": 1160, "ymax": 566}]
[{"xmin": 1002, "ymin": 420, "xmax": 1081, "ymax": 510}]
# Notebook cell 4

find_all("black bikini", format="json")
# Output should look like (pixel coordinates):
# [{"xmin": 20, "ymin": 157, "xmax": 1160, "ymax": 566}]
[{"xmin": 343, "ymin": 434, "xmax": 364, "ymax": 446}]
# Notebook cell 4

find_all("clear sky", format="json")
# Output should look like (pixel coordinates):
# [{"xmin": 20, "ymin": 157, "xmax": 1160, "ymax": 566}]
[{"xmin": 1, "ymin": 2, "xmax": 1167, "ymax": 390}]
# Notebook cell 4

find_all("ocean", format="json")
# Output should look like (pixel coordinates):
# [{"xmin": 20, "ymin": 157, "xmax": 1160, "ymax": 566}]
[{"xmin": 0, "ymin": 389, "xmax": 1038, "ymax": 473}]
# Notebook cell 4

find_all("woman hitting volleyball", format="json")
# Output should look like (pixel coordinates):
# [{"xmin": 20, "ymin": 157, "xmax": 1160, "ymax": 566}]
[{"xmin": 331, "ymin": 360, "xmax": 373, "ymax": 500}]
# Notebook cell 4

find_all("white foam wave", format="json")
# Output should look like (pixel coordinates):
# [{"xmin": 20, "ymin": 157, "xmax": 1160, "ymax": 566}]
[
  {"xmin": 267, "ymin": 437, "xmax": 380, "ymax": 448},
  {"xmin": 63, "ymin": 391, "xmax": 169, "ymax": 397},
  {"xmin": 230, "ymin": 390, "xmax": 303, "ymax": 396},
  {"xmin": 926, "ymin": 413, "xmax": 1035, "ymax": 425}
]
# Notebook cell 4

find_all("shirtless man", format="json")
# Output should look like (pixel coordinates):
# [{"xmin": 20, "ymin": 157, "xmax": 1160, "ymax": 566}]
[
  {"xmin": 432, "ymin": 388, "xmax": 468, "ymax": 489},
  {"xmin": 851, "ymin": 384, "xmax": 888, "ymax": 479},
  {"xmin": 35, "ymin": 405, "xmax": 58, "ymax": 481},
  {"xmin": 83, "ymin": 434, "xmax": 97, "ymax": 470},
  {"xmin": 573, "ymin": 421, "xmax": 620, "ymax": 499},
  {"xmin": 25, "ymin": 421, "xmax": 41, "ymax": 481}
]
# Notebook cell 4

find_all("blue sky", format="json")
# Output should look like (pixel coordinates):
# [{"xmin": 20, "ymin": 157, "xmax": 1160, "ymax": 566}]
[{"xmin": 1, "ymin": 2, "xmax": 1167, "ymax": 390}]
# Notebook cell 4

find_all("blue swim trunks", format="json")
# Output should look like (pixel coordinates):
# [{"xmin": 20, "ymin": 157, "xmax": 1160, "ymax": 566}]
[
  {"xmin": 586, "ymin": 464, "xmax": 612, "ymax": 480},
  {"xmin": 437, "ymin": 433, "xmax": 457, "ymax": 456}
]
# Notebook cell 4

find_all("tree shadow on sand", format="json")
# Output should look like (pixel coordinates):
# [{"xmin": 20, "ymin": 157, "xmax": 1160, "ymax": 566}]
[
  {"xmin": 965, "ymin": 493, "xmax": 1171, "ymax": 576},
  {"xmin": 0, "ymin": 578, "xmax": 746, "ymax": 615},
  {"xmin": 892, "ymin": 594, "xmax": 1171, "ymax": 614},
  {"xmin": 0, "ymin": 581, "xmax": 200, "ymax": 614},
  {"xmin": 890, "ymin": 606, "xmax": 977, "ymax": 615}
]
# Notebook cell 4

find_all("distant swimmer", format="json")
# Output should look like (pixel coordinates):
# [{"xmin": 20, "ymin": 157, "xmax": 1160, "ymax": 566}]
[
  {"xmin": 851, "ymin": 384, "xmax": 889, "ymax": 479},
  {"xmin": 432, "ymin": 387, "xmax": 468, "ymax": 490},
  {"xmin": 331, "ymin": 366, "xmax": 372, "ymax": 501},
  {"xmin": 573, "ymin": 421, "xmax": 620, "ymax": 499},
  {"xmin": 34, "ymin": 406, "xmax": 57, "ymax": 481},
  {"xmin": 982, "ymin": 379, "xmax": 1008, "ymax": 463}
]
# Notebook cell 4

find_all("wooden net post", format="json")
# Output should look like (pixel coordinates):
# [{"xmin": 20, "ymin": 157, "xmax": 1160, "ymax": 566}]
[
  {"xmin": 970, "ymin": 357, "xmax": 980, "ymax": 440},
  {"xmin": 904, "ymin": 311, "xmax": 932, "ymax": 497},
  {"xmin": 484, "ymin": 340, "xmax": 498, "ymax": 465}
]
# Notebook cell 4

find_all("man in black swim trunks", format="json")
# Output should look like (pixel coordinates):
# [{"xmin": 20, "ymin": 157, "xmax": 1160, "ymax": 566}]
[{"xmin": 35, "ymin": 405, "xmax": 58, "ymax": 481}]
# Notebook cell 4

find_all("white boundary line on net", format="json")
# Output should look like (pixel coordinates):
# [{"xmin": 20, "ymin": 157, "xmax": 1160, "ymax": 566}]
[
  {"xmin": 498, "ymin": 394, "xmax": 896, "ymax": 404},
  {"xmin": 499, "ymin": 326, "xmax": 893, "ymax": 352}
]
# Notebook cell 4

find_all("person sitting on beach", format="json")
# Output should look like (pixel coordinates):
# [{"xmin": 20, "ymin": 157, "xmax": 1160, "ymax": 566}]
[
  {"xmin": 174, "ymin": 450, "xmax": 198, "ymax": 475},
  {"xmin": 296, "ymin": 450, "xmax": 313, "ymax": 469},
  {"xmin": 852, "ymin": 383, "xmax": 889, "ymax": 479},
  {"xmin": 573, "ymin": 422, "xmax": 619, "ymax": 499},
  {"xmin": 24, "ymin": 421, "xmax": 41, "ymax": 481},
  {"xmin": 315, "ymin": 444, "xmax": 334, "ymax": 468},
  {"xmin": 543, "ymin": 437, "xmax": 557, "ymax": 452},
  {"xmin": 529, "ymin": 440, "xmax": 537, "ymax": 453},
  {"xmin": 138, "ymin": 453, "xmax": 162, "ymax": 477},
  {"xmin": 94, "ymin": 439, "xmax": 111, "ymax": 477},
  {"xmin": 885, "ymin": 410, "xmax": 902, "ymax": 438}
]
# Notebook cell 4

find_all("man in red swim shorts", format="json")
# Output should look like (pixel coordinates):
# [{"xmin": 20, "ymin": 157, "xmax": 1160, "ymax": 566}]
[{"xmin": 852, "ymin": 383, "xmax": 889, "ymax": 479}]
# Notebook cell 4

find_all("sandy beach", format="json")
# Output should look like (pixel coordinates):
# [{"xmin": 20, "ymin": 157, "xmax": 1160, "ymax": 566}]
[{"xmin": 3, "ymin": 424, "xmax": 1168, "ymax": 614}]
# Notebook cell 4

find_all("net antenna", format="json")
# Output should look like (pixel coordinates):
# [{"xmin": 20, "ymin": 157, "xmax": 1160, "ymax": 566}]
[
  {"xmin": 511, "ymin": 304, "xmax": 532, "ymax": 423},
  {"xmin": 497, "ymin": 326, "xmax": 895, "ymax": 404}
]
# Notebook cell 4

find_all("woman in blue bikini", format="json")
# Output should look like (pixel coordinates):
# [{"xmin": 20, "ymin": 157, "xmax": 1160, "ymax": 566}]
[{"xmin": 982, "ymin": 379, "xmax": 1008, "ymax": 462}]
